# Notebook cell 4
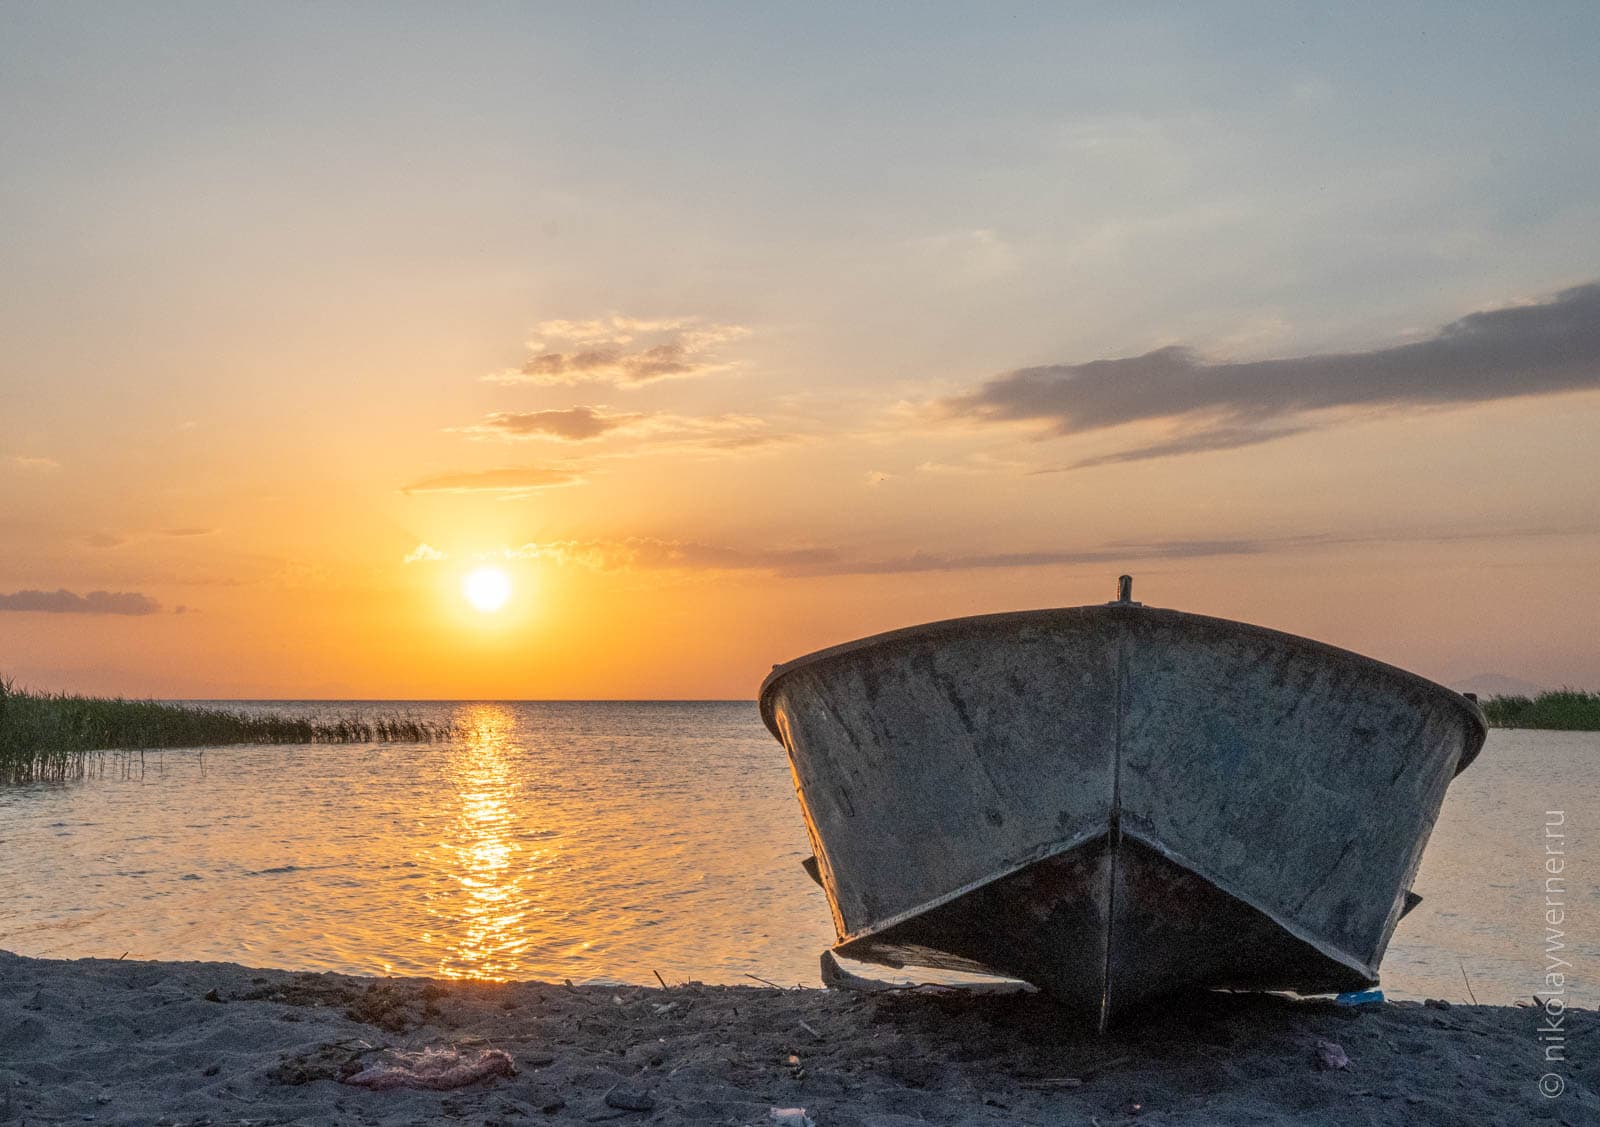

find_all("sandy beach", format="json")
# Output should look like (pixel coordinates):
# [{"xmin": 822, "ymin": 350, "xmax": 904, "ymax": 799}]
[{"xmin": 2, "ymin": 951, "xmax": 1592, "ymax": 1126}]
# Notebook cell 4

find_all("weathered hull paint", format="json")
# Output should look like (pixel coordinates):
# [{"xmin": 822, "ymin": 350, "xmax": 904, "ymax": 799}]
[{"xmin": 759, "ymin": 604, "xmax": 1484, "ymax": 1030}]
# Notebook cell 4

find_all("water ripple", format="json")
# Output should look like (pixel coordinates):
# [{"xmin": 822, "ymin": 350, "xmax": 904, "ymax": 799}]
[{"xmin": 0, "ymin": 708, "xmax": 1591, "ymax": 1001}]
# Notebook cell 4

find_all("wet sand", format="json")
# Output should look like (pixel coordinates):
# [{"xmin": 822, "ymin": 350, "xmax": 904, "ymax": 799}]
[{"xmin": 1, "ymin": 951, "xmax": 1593, "ymax": 1126}]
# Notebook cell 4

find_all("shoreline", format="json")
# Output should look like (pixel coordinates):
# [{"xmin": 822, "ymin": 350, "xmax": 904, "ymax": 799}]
[{"xmin": 2, "ymin": 951, "xmax": 1592, "ymax": 1125}]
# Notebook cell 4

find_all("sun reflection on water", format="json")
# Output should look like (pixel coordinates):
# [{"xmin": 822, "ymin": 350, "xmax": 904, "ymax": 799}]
[{"xmin": 433, "ymin": 704, "xmax": 536, "ymax": 980}]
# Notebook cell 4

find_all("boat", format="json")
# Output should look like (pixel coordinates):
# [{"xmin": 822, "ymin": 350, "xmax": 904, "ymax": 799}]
[{"xmin": 758, "ymin": 577, "xmax": 1485, "ymax": 1030}]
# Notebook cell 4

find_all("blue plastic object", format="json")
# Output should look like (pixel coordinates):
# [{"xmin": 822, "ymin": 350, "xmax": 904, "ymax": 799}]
[{"xmin": 1334, "ymin": 989, "xmax": 1385, "ymax": 1006}]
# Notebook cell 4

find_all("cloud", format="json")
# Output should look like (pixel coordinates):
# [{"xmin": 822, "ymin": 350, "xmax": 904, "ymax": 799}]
[
  {"xmin": 400, "ymin": 467, "xmax": 583, "ymax": 497},
  {"xmin": 621, "ymin": 414, "xmax": 795, "ymax": 453},
  {"xmin": 505, "ymin": 538, "xmax": 842, "ymax": 574},
  {"xmin": 485, "ymin": 315, "xmax": 749, "ymax": 388},
  {"xmin": 1041, "ymin": 424, "xmax": 1313, "ymax": 471},
  {"xmin": 942, "ymin": 281, "xmax": 1600, "ymax": 465},
  {"xmin": 0, "ymin": 588, "xmax": 162, "ymax": 615},
  {"xmin": 404, "ymin": 543, "xmax": 448, "ymax": 563},
  {"xmin": 803, "ymin": 539, "xmax": 1264, "ymax": 577},
  {"xmin": 77, "ymin": 528, "xmax": 214, "ymax": 551},
  {"xmin": 501, "ymin": 535, "xmax": 1262, "ymax": 579},
  {"xmin": 498, "ymin": 524, "xmax": 1597, "ymax": 581},
  {"xmin": 458, "ymin": 407, "xmax": 646, "ymax": 441},
  {"xmin": 8, "ymin": 455, "xmax": 60, "ymax": 472},
  {"xmin": 458, "ymin": 409, "xmax": 796, "ymax": 454},
  {"xmin": 915, "ymin": 453, "xmax": 1035, "ymax": 476}
]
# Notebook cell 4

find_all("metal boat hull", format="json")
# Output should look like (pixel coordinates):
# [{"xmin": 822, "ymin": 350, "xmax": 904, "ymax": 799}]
[{"xmin": 759, "ymin": 603, "xmax": 1484, "ymax": 1029}]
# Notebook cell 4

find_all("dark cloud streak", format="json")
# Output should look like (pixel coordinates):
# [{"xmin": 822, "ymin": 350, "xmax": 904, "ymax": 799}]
[
  {"xmin": 945, "ymin": 281, "xmax": 1600, "ymax": 464},
  {"xmin": 0, "ymin": 589, "xmax": 162, "ymax": 615},
  {"xmin": 1045, "ymin": 424, "xmax": 1313, "ymax": 470}
]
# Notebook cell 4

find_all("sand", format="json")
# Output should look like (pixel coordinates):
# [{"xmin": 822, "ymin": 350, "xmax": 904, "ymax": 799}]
[{"xmin": 1, "ymin": 950, "xmax": 1593, "ymax": 1126}]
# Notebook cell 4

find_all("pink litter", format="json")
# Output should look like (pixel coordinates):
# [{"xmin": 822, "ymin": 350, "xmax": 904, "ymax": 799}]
[
  {"xmin": 1312, "ymin": 1038, "xmax": 1350, "ymax": 1071},
  {"xmin": 342, "ymin": 1045, "xmax": 517, "ymax": 1090}
]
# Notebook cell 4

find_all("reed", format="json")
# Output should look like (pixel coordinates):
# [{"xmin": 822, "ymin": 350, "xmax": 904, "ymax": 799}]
[
  {"xmin": 0, "ymin": 678, "xmax": 456, "ymax": 784},
  {"xmin": 1480, "ymin": 689, "xmax": 1600, "ymax": 731}
]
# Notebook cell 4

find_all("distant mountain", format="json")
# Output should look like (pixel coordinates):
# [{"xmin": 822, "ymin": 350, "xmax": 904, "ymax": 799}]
[{"xmin": 1454, "ymin": 673, "xmax": 1544, "ymax": 699}]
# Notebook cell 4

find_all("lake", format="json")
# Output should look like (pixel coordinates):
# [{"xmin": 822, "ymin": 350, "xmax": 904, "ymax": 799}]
[{"xmin": 0, "ymin": 702, "xmax": 1592, "ymax": 1006}]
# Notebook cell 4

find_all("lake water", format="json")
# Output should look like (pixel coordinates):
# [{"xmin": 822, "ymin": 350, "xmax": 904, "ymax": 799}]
[{"xmin": 0, "ymin": 702, "xmax": 1593, "ymax": 1007}]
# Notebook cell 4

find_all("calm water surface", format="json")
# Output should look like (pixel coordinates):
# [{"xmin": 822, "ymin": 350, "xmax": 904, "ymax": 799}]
[{"xmin": 0, "ymin": 703, "xmax": 1593, "ymax": 1007}]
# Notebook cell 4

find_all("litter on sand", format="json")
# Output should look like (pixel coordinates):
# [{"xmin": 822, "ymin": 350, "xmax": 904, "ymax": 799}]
[
  {"xmin": 1312, "ymin": 1039, "xmax": 1350, "ymax": 1071},
  {"xmin": 341, "ymin": 1045, "xmax": 517, "ymax": 1090}
]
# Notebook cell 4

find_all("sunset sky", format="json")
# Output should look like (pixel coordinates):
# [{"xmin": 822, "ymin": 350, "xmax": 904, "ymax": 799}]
[{"xmin": 3, "ymin": 4, "xmax": 1598, "ymax": 698}]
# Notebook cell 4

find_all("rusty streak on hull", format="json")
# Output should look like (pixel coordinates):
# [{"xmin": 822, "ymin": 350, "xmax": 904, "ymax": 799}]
[{"xmin": 759, "ymin": 601, "xmax": 1484, "ymax": 1030}]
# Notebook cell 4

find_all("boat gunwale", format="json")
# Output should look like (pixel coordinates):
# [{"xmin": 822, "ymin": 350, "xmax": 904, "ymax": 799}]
[{"xmin": 758, "ymin": 603, "xmax": 1487, "ymax": 774}]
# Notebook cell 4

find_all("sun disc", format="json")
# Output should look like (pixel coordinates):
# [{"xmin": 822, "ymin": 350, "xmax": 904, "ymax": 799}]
[{"xmin": 463, "ymin": 567, "xmax": 512, "ymax": 612}]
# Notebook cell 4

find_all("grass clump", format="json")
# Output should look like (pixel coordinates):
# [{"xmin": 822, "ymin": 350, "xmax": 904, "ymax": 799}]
[
  {"xmin": 1480, "ymin": 689, "xmax": 1600, "ymax": 731},
  {"xmin": 1, "ymin": 678, "xmax": 455, "ymax": 784}
]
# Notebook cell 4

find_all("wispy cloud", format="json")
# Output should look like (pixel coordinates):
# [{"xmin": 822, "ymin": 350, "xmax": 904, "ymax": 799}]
[
  {"xmin": 78, "ymin": 527, "xmax": 214, "ymax": 549},
  {"xmin": 1040, "ymin": 424, "xmax": 1313, "ymax": 471},
  {"xmin": 457, "ymin": 408, "xmax": 796, "ymax": 454},
  {"xmin": 497, "ymin": 524, "xmax": 1596, "ymax": 580},
  {"xmin": 400, "ymin": 466, "xmax": 583, "ymax": 497},
  {"xmin": 7, "ymin": 455, "xmax": 60, "ymax": 472},
  {"xmin": 941, "ymin": 281, "xmax": 1600, "ymax": 466},
  {"xmin": 457, "ymin": 406, "xmax": 646, "ymax": 441},
  {"xmin": 404, "ymin": 543, "xmax": 448, "ymax": 563},
  {"xmin": 799, "ymin": 539, "xmax": 1264, "ymax": 577},
  {"xmin": 484, "ymin": 314, "xmax": 749, "ymax": 388},
  {"xmin": 500, "ymin": 535, "xmax": 1258, "ymax": 579},
  {"xmin": 0, "ymin": 588, "xmax": 162, "ymax": 615},
  {"xmin": 915, "ymin": 453, "xmax": 1036, "ymax": 476},
  {"xmin": 505, "ymin": 538, "xmax": 840, "ymax": 574}
]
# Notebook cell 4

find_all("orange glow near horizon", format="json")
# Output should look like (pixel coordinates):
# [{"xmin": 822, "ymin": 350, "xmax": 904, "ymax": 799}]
[{"xmin": 2, "ymin": 11, "xmax": 1599, "ymax": 699}]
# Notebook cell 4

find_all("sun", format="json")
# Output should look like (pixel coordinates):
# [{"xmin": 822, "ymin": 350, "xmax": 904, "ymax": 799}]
[{"xmin": 462, "ymin": 567, "xmax": 512, "ymax": 613}]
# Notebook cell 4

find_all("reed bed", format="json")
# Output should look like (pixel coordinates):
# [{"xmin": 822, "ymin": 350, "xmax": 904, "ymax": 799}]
[
  {"xmin": 0, "ymin": 679, "xmax": 456, "ymax": 784},
  {"xmin": 1480, "ymin": 689, "xmax": 1600, "ymax": 731}
]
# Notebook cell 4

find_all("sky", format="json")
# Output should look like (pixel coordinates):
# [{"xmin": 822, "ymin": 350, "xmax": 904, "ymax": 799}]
[{"xmin": 2, "ymin": 3, "xmax": 1598, "ymax": 699}]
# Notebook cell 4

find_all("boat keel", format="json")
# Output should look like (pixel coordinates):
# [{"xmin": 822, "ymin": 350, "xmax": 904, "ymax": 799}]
[{"xmin": 833, "ymin": 833, "xmax": 1372, "ymax": 1030}]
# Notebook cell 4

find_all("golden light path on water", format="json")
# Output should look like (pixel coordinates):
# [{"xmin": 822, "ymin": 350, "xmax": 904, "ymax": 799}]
[{"xmin": 433, "ymin": 705, "xmax": 536, "ymax": 980}]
